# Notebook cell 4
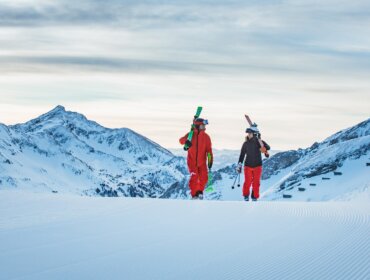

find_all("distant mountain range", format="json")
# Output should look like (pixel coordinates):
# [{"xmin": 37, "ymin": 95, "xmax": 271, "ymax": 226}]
[{"xmin": 1, "ymin": 106, "xmax": 369, "ymax": 201}]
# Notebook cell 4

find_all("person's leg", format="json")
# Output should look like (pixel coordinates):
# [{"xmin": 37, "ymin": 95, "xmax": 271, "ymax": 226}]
[
  {"xmin": 189, "ymin": 168, "xmax": 199, "ymax": 198},
  {"xmin": 251, "ymin": 166, "xmax": 262, "ymax": 199},
  {"xmin": 243, "ymin": 167, "xmax": 253, "ymax": 197},
  {"xmin": 198, "ymin": 165, "xmax": 209, "ymax": 195}
]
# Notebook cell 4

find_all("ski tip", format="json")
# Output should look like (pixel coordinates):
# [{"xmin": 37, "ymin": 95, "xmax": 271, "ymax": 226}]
[{"xmin": 194, "ymin": 106, "xmax": 203, "ymax": 117}]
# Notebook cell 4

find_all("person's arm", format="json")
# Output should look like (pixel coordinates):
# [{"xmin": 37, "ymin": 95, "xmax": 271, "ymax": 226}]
[
  {"xmin": 236, "ymin": 142, "xmax": 246, "ymax": 173},
  {"xmin": 262, "ymin": 140, "xmax": 271, "ymax": 151},
  {"xmin": 206, "ymin": 135, "xmax": 213, "ymax": 169},
  {"xmin": 238, "ymin": 142, "xmax": 246, "ymax": 164},
  {"xmin": 179, "ymin": 133, "xmax": 189, "ymax": 145}
]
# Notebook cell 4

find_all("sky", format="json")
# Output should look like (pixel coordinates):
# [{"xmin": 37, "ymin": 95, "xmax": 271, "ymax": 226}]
[{"xmin": 0, "ymin": 0, "xmax": 369, "ymax": 150}]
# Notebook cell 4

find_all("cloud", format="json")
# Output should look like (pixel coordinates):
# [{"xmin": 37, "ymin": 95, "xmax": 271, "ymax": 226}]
[
  {"xmin": 0, "ymin": 0, "xmax": 369, "ymax": 149},
  {"xmin": 0, "ymin": 0, "xmax": 369, "ymax": 76}
]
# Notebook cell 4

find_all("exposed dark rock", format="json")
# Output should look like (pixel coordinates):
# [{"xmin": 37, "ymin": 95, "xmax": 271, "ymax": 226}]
[
  {"xmin": 161, "ymin": 179, "xmax": 188, "ymax": 199},
  {"xmin": 304, "ymin": 162, "xmax": 339, "ymax": 178},
  {"xmin": 118, "ymin": 141, "xmax": 130, "ymax": 150},
  {"xmin": 310, "ymin": 142, "xmax": 320, "ymax": 150},
  {"xmin": 262, "ymin": 150, "xmax": 302, "ymax": 180},
  {"xmin": 137, "ymin": 155, "xmax": 149, "ymax": 163}
]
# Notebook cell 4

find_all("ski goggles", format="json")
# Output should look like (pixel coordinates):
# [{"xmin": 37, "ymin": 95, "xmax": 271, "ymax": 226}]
[
  {"xmin": 194, "ymin": 118, "xmax": 209, "ymax": 125},
  {"xmin": 246, "ymin": 126, "xmax": 259, "ymax": 133}
]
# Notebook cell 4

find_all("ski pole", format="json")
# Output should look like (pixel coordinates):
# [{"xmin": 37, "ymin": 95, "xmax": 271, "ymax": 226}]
[
  {"xmin": 207, "ymin": 153, "xmax": 213, "ymax": 187},
  {"xmin": 231, "ymin": 173, "xmax": 239, "ymax": 189},
  {"xmin": 237, "ymin": 172, "xmax": 241, "ymax": 187}
]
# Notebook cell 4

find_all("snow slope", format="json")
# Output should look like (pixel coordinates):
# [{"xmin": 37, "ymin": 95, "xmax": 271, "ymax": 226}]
[{"xmin": 0, "ymin": 190, "xmax": 369, "ymax": 280}]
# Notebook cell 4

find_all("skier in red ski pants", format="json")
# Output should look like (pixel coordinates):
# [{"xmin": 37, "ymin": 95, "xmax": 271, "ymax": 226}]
[
  {"xmin": 179, "ymin": 118, "xmax": 213, "ymax": 199},
  {"xmin": 237, "ymin": 126, "xmax": 270, "ymax": 201}
]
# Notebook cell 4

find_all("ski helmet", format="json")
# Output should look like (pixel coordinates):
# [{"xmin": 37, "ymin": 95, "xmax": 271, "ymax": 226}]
[
  {"xmin": 194, "ymin": 118, "xmax": 209, "ymax": 126},
  {"xmin": 246, "ymin": 125, "xmax": 259, "ymax": 134}
]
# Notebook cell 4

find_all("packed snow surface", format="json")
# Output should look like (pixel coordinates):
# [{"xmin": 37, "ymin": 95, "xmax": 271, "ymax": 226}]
[{"xmin": 1, "ymin": 190, "xmax": 369, "ymax": 280}]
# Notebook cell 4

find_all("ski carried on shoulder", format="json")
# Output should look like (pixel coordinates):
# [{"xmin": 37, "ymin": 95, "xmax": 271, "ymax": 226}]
[
  {"xmin": 245, "ymin": 114, "xmax": 269, "ymax": 158},
  {"xmin": 183, "ymin": 106, "xmax": 203, "ymax": 151}
]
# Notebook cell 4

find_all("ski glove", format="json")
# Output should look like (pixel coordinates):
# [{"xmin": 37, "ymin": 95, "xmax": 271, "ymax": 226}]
[
  {"xmin": 185, "ymin": 139, "xmax": 192, "ymax": 149},
  {"xmin": 207, "ymin": 153, "xmax": 213, "ymax": 169},
  {"xmin": 236, "ymin": 163, "xmax": 242, "ymax": 173},
  {"xmin": 260, "ymin": 147, "xmax": 267, "ymax": 154}
]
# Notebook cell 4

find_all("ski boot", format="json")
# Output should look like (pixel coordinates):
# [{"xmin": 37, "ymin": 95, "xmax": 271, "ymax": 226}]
[
  {"xmin": 192, "ymin": 191, "xmax": 204, "ymax": 200},
  {"xmin": 244, "ymin": 196, "xmax": 249, "ymax": 201},
  {"xmin": 196, "ymin": 191, "xmax": 204, "ymax": 200}
]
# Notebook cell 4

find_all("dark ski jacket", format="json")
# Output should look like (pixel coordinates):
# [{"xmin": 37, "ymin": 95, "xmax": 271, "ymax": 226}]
[{"xmin": 238, "ymin": 137, "xmax": 270, "ymax": 168}]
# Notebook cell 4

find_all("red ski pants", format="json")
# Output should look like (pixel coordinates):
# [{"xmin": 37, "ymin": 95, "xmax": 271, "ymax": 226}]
[
  {"xmin": 189, "ymin": 165, "xmax": 208, "ymax": 197},
  {"xmin": 243, "ymin": 166, "xmax": 262, "ymax": 199}
]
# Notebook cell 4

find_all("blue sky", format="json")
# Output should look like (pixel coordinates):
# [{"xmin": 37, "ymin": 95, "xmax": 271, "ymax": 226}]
[{"xmin": 0, "ymin": 0, "xmax": 369, "ymax": 150}]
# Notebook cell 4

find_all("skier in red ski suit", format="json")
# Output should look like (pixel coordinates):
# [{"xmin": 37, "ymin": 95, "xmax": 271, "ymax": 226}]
[
  {"xmin": 237, "ymin": 126, "xmax": 270, "ymax": 201},
  {"xmin": 179, "ymin": 118, "xmax": 213, "ymax": 199}
]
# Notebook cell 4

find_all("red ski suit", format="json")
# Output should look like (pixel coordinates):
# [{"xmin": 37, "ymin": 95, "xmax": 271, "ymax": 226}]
[{"xmin": 179, "ymin": 129, "xmax": 213, "ymax": 197}]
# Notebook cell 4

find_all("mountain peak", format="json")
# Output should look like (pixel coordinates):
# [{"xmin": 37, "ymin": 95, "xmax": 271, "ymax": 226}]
[
  {"xmin": 45, "ymin": 105, "xmax": 68, "ymax": 116},
  {"xmin": 10, "ymin": 105, "xmax": 89, "ymax": 132},
  {"xmin": 51, "ymin": 105, "xmax": 66, "ymax": 113}
]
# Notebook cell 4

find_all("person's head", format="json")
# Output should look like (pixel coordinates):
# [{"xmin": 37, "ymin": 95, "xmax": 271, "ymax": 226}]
[
  {"xmin": 246, "ymin": 126, "xmax": 259, "ymax": 139},
  {"xmin": 194, "ymin": 118, "xmax": 208, "ymax": 130}
]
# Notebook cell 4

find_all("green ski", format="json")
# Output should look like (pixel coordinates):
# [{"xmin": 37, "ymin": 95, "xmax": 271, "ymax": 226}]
[
  {"xmin": 183, "ymin": 106, "xmax": 203, "ymax": 151},
  {"xmin": 205, "ymin": 173, "xmax": 214, "ymax": 192},
  {"xmin": 205, "ymin": 153, "xmax": 214, "ymax": 192}
]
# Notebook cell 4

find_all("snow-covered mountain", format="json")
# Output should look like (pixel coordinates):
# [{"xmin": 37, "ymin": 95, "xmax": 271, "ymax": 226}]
[
  {"xmin": 1, "ymin": 106, "xmax": 369, "ymax": 201},
  {"xmin": 208, "ymin": 118, "xmax": 370, "ymax": 201},
  {"xmin": 0, "ymin": 106, "xmax": 187, "ymax": 197}
]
